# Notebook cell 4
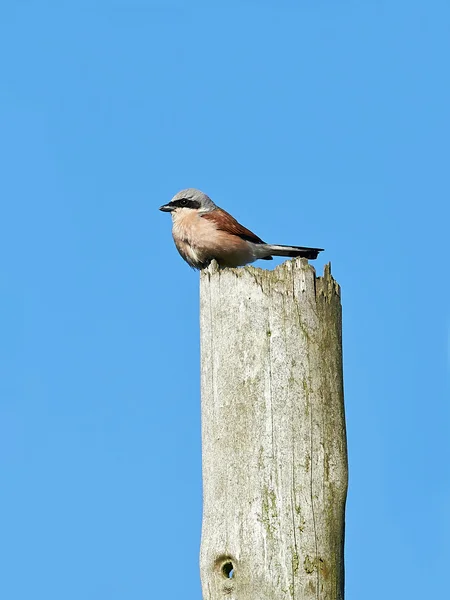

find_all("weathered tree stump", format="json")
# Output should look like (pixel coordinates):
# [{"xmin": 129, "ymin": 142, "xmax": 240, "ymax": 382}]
[{"xmin": 199, "ymin": 258, "xmax": 347, "ymax": 600}]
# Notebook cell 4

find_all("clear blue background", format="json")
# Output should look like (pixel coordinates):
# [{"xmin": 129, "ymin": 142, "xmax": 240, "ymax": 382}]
[{"xmin": 1, "ymin": 1, "xmax": 449, "ymax": 598}]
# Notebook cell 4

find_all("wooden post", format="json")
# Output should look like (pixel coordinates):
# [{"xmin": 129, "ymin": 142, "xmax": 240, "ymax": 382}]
[{"xmin": 199, "ymin": 258, "xmax": 347, "ymax": 600}]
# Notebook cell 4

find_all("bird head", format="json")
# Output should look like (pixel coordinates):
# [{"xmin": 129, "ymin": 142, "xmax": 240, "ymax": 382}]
[{"xmin": 159, "ymin": 188, "xmax": 216, "ymax": 215}]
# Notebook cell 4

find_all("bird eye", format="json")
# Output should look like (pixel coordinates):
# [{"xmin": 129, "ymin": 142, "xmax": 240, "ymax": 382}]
[{"xmin": 180, "ymin": 199, "xmax": 188, "ymax": 206}]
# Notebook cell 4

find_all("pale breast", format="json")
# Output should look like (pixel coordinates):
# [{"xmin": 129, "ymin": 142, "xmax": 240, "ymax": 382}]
[
  {"xmin": 171, "ymin": 209, "xmax": 216, "ymax": 245},
  {"xmin": 171, "ymin": 210, "xmax": 217, "ymax": 268},
  {"xmin": 171, "ymin": 209, "xmax": 254, "ymax": 268}
]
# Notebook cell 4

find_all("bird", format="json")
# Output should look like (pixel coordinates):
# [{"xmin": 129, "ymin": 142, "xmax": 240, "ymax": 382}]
[{"xmin": 159, "ymin": 188, "xmax": 323, "ymax": 270}]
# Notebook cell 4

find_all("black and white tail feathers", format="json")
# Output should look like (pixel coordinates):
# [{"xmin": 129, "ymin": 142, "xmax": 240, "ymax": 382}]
[{"xmin": 263, "ymin": 244, "xmax": 323, "ymax": 261}]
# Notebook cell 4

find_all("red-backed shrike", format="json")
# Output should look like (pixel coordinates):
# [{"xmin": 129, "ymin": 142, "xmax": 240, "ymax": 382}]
[{"xmin": 160, "ymin": 188, "xmax": 323, "ymax": 269}]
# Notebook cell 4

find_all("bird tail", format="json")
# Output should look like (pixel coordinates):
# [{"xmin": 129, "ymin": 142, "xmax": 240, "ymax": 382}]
[{"xmin": 266, "ymin": 244, "xmax": 324, "ymax": 260}]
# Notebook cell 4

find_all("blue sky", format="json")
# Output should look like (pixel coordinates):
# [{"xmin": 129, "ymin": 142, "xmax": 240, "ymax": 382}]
[{"xmin": 1, "ymin": 1, "xmax": 449, "ymax": 598}]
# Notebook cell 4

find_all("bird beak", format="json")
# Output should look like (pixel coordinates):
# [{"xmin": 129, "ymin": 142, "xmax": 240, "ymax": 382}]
[{"xmin": 159, "ymin": 203, "xmax": 174, "ymax": 212}]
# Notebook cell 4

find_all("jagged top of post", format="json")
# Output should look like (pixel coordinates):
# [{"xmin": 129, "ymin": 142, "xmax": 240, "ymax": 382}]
[{"xmin": 200, "ymin": 257, "xmax": 340, "ymax": 301}]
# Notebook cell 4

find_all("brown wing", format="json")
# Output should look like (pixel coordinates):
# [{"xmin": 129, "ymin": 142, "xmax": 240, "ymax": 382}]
[{"xmin": 201, "ymin": 209, "xmax": 266, "ymax": 244}]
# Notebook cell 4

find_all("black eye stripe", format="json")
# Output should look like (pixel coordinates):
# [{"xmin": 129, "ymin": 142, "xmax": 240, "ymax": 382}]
[{"xmin": 171, "ymin": 199, "xmax": 201, "ymax": 209}]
